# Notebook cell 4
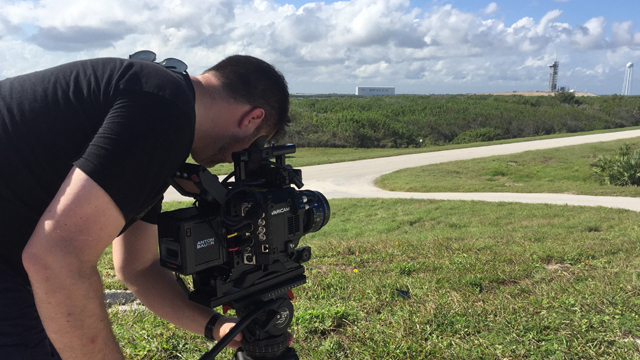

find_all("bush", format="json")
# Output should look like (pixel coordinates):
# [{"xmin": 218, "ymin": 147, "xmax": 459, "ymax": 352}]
[
  {"xmin": 450, "ymin": 128, "xmax": 502, "ymax": 144},
  {"xmin": 591, "ymin": 143, "xmax": 640, "ymax": 186},
  {"xmin": 282, "ymin": 95, "xmax": 640, "ymax": 148},
  {"xmin": 554, "ymin": 91, "xmax": 580, "ymax": 105}
]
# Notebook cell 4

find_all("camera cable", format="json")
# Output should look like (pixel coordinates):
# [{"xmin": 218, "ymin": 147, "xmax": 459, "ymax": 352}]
[{"xmin": 198, "ymin": 301, "xmax": 273, "ymax": 360}]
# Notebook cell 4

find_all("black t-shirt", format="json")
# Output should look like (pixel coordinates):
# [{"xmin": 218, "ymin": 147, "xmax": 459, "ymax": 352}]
[{"xmin": 0, "ymin": 58, "xmax": 196, "ymax": 284}]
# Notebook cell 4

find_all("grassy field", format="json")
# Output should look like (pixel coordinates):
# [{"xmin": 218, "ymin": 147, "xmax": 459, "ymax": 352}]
[
  {"xmin": 103, "ymin": 199, "xmax": 640, "ymax": 359},
  {"xmin": 203, "ymin": 127, "xmax": 640, "ymax": 175},
  {"xmin": 102, "ymin": 131, "xmax": 640, "ymax": 359},
  {"xmin": 377, "ymin": 137, "xmax": 640, "ymax": 197}
]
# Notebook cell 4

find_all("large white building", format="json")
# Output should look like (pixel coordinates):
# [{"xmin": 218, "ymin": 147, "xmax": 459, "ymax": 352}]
[{"xmin": 356, "ymin": 86, "xmax": 395, "ymax": 96}]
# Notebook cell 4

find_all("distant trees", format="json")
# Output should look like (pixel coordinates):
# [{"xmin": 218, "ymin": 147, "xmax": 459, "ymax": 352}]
[
  {"xmin": 282, "ymin": 95, "xmax": 640, "ymax": 148},
  {"xmin": 554, "ymin": 91, "xmax": 579, "ymax": 105}
]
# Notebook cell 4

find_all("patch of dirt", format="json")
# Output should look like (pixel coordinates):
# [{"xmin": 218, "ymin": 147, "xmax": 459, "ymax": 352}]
[
  {"xmin": 505, "ymin": 183, "xmax": 523, "ymax": 187},
  {"xmin": 111, "ymin": 303, "xmax": 147, "ymax": 313},
  {"xmin": 496, "ymin": 279, "xmax": 520, "ymax": 286},
  {"xmin": 544, "ymin": 263, "xmax": 572, "ymax": 270},
  {"xmin": 622, "ymin": 337, "xmax": 640, "ymax": 348},
  {"xmin": 104, "ymin": 290, "xmax": 142, "ymax": 312}
]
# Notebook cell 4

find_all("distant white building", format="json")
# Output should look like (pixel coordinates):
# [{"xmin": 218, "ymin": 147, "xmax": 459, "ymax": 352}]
[{"xmin": 356, "ymin": 86, "xmax": 395, "ymax": 96}]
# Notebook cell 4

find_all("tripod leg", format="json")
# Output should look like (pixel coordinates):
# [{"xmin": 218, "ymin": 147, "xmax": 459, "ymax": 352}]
[
  {"xmin": 232, "ymin": 347, "xmax": 299, "ymax": 360},
  {"xmin": 232, "ymin": 348, "xmax": 249, "ymax": 360}
]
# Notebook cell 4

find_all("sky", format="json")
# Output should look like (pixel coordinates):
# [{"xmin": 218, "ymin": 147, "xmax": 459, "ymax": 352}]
[{"xmin": 0, "ymin": 0, "xmax": 638, "ymax": 95}]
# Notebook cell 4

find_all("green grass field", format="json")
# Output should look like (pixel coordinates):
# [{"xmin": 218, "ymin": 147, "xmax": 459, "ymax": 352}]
[
  {"xmin": 204, "ymin": 127, "xmax": 640, "ymax": 175},
  {"xmin": 377, "ymin": 137, "xmax": 640, "ymax": 197},
  {"xmin": 104, "ymin": 200, "xmax": 640, "ymax": 359},
  {"xmin": 102, "ymin": 129, "xmax": 640, "ymax": 359}
]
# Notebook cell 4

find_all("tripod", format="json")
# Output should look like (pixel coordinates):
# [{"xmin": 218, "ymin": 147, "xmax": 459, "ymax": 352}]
[
  {"xmin": 198, "ymin": 293, "xmax": 299, "ymax": 360},
  {"xmin": 192, "ymin": 266, "xmax": 307, "ymax": 360}
]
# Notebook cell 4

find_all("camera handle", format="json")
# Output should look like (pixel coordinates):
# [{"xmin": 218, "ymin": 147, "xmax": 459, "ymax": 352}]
[{"xmin": 199, "ymin": 296, "xmax": 299, "ymax": 360}]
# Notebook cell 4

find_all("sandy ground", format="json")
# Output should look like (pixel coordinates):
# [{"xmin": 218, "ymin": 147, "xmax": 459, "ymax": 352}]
[{"xmin": 164, "ymin": 129, "xmax": 640, "ymax": 212}]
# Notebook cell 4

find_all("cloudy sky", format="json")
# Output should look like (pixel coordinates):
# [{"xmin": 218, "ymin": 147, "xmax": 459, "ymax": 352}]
[{"xmin": 0, "ymin": 0, "xmax": 638, "ymax": 95}]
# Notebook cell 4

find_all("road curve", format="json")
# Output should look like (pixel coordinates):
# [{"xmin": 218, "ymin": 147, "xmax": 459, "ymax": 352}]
[{"xmin": 164, "ymin": 129, "xmax": 640, "ymax": 212}]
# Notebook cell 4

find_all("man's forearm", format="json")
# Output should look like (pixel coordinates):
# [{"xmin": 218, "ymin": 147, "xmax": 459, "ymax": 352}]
[
  {"xmin": 27, "ymin": 262, "xmax": 124, "ymax": 360},
  {"xmin": 120, "ymin": 260, "xmax": 214, "ymax": 335}
]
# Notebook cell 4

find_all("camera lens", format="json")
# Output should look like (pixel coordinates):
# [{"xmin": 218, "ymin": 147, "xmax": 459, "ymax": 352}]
[{"xmin": 300, "ymin": 190, "xmax": 330, "ymax": 233}]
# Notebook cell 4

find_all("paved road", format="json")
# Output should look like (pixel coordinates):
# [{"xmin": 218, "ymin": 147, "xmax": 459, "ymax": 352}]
[{"xmin": 164, "ymin": 129, "xmax": 640, "ymax": 212}]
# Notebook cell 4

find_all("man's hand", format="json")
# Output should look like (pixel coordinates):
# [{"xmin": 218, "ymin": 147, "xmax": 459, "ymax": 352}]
[
  {"xmin": 213, "ymin": 316, "xmax": 243, "ymax": 348},
  {"xmin": 213, "ymin": 316, "xmax": 294, "ymax": 349}
]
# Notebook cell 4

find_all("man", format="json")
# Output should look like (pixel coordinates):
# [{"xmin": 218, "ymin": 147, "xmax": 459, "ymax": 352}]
[{"xmin": 0, "ymin": 53, "xmax": 290, "ymax": 359}]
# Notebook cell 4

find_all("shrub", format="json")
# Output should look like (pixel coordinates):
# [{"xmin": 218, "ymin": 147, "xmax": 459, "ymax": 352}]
[
  {"xmin": 450, "ymin": 128, "xmax": 502, "ymax": 144},
  {"xmin": 591, "ymin": 143, "xmax": 640, "ymax": 186},
  {"xmin": 555, "ymin": 91, "xmax": 580, "ymax": 105},
  {"xmin": 283, "ymin": 95, "xmax": 640, "ymax": 148}
]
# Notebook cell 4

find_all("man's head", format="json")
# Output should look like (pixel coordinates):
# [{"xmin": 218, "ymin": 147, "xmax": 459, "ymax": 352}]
[
  {"xmin": 203, "ymin": 55, "xmax": 290, "ymax": 140},
  {"xmin": 190, "ymin": 55, "xmax": 290, "ymax": 167}
]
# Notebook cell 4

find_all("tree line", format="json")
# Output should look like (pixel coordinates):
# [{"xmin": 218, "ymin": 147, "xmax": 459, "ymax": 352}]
[{"xmin": 281, "ymin": 93, "xmax": 640, "ymax": 148}]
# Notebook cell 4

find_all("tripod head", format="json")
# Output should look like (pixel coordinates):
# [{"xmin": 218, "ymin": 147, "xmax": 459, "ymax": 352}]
[{"xmin": 198, "ymin": 273, "xmax": 303, "ymax": 360}]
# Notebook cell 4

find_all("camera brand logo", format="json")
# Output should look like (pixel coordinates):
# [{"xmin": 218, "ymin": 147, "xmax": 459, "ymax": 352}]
[
  {"xmin": 197, "ymin": 237, "xmax": 215, "ymax": 249},
  {"xmin": 271, "ymin": 207, "xmax": 290, "ymax": 216}
]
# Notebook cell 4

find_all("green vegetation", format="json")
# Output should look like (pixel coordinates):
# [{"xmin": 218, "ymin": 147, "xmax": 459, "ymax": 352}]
[
  {"xmin": 100, "ymin": 133, "xmax": 640, "ymax": 359},
  {"xmin": 377, "ymin": 137, "xmax": 640, "ymax": 197},
  {"xmin": 104, "ymin": 199, "xmax": 640, "ymax": 359},
  {"xmin": 592, "ymin": 143, "xmax": 640, "ymax": 186},
  {"xmin": 283, "ymin": 94, "xmax": 640, "ymax": 148},
  {"xmin": 200, "ymin": 127, "xmax": 640, "ymax": 176}
]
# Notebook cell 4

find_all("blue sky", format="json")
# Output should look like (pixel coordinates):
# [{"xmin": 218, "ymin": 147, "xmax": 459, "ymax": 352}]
[
  {"xmin": 441, "ymin": 0, "xmax": 638, "ymax": 26},
  {"xmin": 0, "ymin": 0, "xmax": 638, "ymax": 94},
  {"xmin": 272, "ymin": 0, "xmax": 639, "ymax": 27}
]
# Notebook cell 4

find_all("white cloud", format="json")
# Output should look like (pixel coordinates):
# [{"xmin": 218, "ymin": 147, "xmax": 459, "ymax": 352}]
[
  {"xmin": 518, "ymin": 55, "xmax": 555, "ymax": 69},
  {"xmin": 606, "ymin": 47, "xmax": 640, "ymax": 67},
  {"xmin": 355, "ymin": 61, "xmax": 390, "ymax": 78},
  {"xmin": 483, "ymin": 2, "xmax": 499, "ymax": 15},
  {"xmin": 568, "ymin": 64, "xmax": 608, "ymax": 77},
  {"xmin": 0, "ymin": 0, "xmax": 637, "ymax": 94},
  {"xmin": 0, "ymin": 38, "xmax": 58, "ymax": 77},
  {"xmin": 572, "ymin": 17, "xmax": 606, "ymax": 50},
  {"xmin": 536, "ymin": 9, "xmax": 562, "ymax": 36},
  {"xmin": 611, "ymin": 21, "xmax": 640, "ymax": 47}
]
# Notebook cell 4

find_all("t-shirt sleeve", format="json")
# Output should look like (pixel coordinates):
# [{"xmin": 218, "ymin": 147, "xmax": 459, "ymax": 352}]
[
  {"xmin": 74, "ymin": 91, "xmax": 193, "ymax": 223},
  {"xmin": 138, "ymin": 196, "xmax": 163, "ymax": 225}
]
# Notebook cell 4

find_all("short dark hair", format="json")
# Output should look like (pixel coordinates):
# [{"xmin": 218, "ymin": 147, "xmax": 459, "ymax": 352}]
[{"xmin": 204, "ymin": 55, "xmax": 290, "ymax": 140}]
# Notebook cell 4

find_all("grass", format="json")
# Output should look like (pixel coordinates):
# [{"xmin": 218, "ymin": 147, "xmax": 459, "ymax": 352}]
[
  {"xmin": 377, "ymin": 137, "xmax": 640, "ymax": 197},
  {"xmin": 100, "ymin": 130, "xmax": 640, "ymax": 359},
  {"xmin": 104, "ymin": 199, "xmax": 640, "ymax": 359},
  {"xmin": 296, "ymin": 199, "xmax": 640, "ymax": 359},
  {"xmin": 201, "ymin": 127, "xmax": 640, "ymax": 175}
]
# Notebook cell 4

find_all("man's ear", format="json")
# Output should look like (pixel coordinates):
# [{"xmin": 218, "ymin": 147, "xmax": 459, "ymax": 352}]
[{"xmin": 239, "ymin": 108, "xmax": 265, "ymax": 132}]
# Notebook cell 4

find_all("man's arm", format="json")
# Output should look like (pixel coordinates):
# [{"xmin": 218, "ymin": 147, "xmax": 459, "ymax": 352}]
[
  {"xmin": 22, "ymin": 167, "xmax": 126, "ymax": 360},
  {"xmin": 112, "ymin": 210, "xmax": 243, "ymax": 347}
]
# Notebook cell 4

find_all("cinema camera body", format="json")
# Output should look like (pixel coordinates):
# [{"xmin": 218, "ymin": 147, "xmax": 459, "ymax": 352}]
[{"xmin": 157, "ymin": 140, "xmax": 330, "ymax": 314}]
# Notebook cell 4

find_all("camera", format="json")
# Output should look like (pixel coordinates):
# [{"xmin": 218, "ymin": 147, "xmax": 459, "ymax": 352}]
[{"xmin": 158, "ymin": 140, "xmax": 330, "ymax": 310}]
